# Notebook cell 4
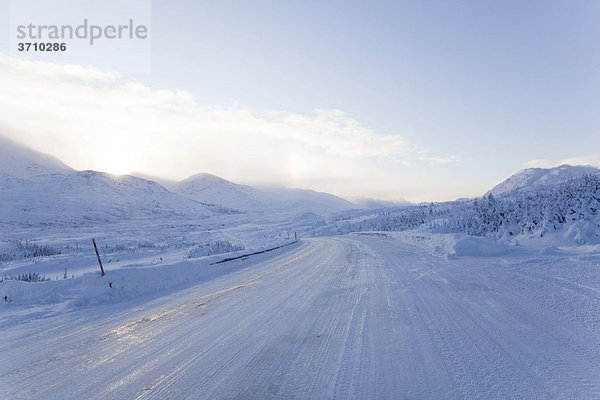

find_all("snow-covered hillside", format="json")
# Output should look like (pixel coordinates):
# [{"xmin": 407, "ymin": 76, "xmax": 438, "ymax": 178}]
[
  {"xmin": 441, "ymin": 174, "xmax": 600, "ymax": 244},
  {"xmin": 260, "ymin": 186, "xmax": 357, "ymax": 215},
  {"xmin": 175, "ymin": 173, "xmax": 357, "ymax": 214},
  {"xmin": 0, "ymin": 138, "xmax": 235, "ymax": 225},
  {"xmin": 3, "ymin": 136, "xmax": 598, "ymax": 249},
  {"xmin": 489, "ymin": 164, "xmax": 600, "ymax": 196},
  {"xmin": 1, "ymin": 170, "xmax": 236, "ymax": 226},
  {"xmin": 174, "ymin": 173, "xmax": 276, "ymax": 211},
  {"xmin": 0, "ymin": 139, "xmax": 358, "ymax": 228},
  {"xmin": 312, "ymin": 168, "xmax": 600, "ymax": 248},
  {"xmin": 0, "ymin": 136, "xmax": 73, "ymax": 184}
]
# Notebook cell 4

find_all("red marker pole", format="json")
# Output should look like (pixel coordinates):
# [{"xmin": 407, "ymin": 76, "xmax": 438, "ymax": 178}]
[{"xmin": 92, "ymin": 238, "xmax": 105, "ymax": 276}]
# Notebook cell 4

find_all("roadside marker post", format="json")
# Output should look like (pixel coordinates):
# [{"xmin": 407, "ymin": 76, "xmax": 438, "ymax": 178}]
[{"xmin": 92, "ymin": 238, "xmax": 105, "ymax": 276}]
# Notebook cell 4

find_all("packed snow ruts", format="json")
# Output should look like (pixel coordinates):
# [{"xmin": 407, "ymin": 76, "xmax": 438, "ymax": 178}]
[{"xmin": 1, "ymin": 237, "xmax": 599, "ymax": 399}]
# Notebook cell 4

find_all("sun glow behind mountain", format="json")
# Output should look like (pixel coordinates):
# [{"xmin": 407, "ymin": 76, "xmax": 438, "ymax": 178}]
[{"xmin": 101, "ymin": 148, "xmax": 138, "ymax": 176}]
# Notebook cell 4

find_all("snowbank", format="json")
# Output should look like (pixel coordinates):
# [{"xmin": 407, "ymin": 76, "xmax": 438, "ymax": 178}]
[
  {"xmin": 358, "ymin": 231, "xmax": 508, "ymax": 258},
  {"xmin": 564, "ymin": 220, "xmax": 600, "ymax": 245},
  {"xmin": 1, "ymin": 241, "xmax": 301, "ymax": 306},
  {"xmin": 449, "ymin": 236, "xmax": 508, "ymax": 257},
  {"xmin": 0, "ymin": 278, "xmax": 79, "ymax": 304},
  {"xmin": 75, "ymin": 258, "xmax": 216, "ymax": 305}
]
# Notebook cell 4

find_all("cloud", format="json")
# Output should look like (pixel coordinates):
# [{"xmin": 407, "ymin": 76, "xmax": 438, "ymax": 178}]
[
  {"xmin": 0, "ymin": 52, "xmax": 457, "ymax": 201},
  {"xmin": 0, "ymin": 53, "xmax": 118, "ymax": 83},
  {"xmin": 560, "ymin": 156, "xmax": 600, "ymax": 167},
  {"xmin": 261, "ymin": 109, "xmax": 411, "ymax": 158},
  {"xmin": 417, "ymin": 155, "xmax": 459, "ymax": 164},
  {"xmin": 522, "ymin": 159, "xmax": 556, "ymax": 168},
  {"xmin": 524, "ymin": 156, "xmax": 600, "ymax": 169}
]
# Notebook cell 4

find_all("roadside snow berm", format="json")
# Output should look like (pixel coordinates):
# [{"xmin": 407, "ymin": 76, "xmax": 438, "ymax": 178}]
[{"xmin": 449, "ymin": 236, "xmax": 507, "ymax": 258}]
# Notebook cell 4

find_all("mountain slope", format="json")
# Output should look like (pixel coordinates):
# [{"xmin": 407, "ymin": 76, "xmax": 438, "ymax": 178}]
[
  {"xmin": 175, "ymin": 173, "xmax": 357, "ymax": 214},
  {"xmin": 0, "ymin": 138, "xmax": 230, "ymax": 225},
  {"xmin": 260, "ymin": 186, "xmax": 357, "ymax": 215},
  {"xmin": 316, "ymin": 169, "xmax": 600, "ymax": 246},
  {"xmin": 489, "ymin": 164, "xmax": 600, "ymax": 196},
  {"xmin": 0, "ymin": 136, "xmax": 73, "ymax": 182},
  {"xmin": 174, "ymin": 174, "xmax": 276, "ymax": 211},
  {"xmin": 0, "ymin": 170, "xmax": 229, "ymax": 225}
]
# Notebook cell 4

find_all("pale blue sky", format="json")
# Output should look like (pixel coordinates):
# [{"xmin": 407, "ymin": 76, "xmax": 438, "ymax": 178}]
[
  {"xmin": 1, "ymin": 1, "xmax": 599, "ymax": 201},
  {"xmin": 148, "ymin": 1, "xmax": 600, "ymax": 173}
]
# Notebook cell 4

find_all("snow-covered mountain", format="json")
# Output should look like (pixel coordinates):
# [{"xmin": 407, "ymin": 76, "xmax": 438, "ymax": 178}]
[
  {"xmin": 0, "ymin": 138, "xmax": 357, "ymax": 226},
  {"xmin": 174, "ymin": 173, "xmax": 357, "ymax": 214},
  {"xmin": 0, "ymin": 139, "xmax": 231, "ymax": 226},
  {"xmin": 489, "ymin": 165, "xmax": 600, "ymax": 196},
  {"xmin": 352, "ymin": 198, "xmax": 411, "ymax": 209},
  {"xmin": 260, "ymin": 186, "xmax": 357, "ymax": 215},
  {"xmin": 0, "ymin": 170, "xmax": 231, "ymax": 226},
  {"xmin": 0, "ymin": 136, "xmax": 73, "ymax": 183},
  {"xmin": 174, "ymin": 173, "xmax": 276, "ymax": 211},
  {"xmin": 315, "ymin": 165, "xmax": 600, "ymax": 246}
]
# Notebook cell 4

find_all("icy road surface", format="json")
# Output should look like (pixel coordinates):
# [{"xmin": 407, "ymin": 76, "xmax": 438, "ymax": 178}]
[{"xmin": 2, "ymin": 236, "xmax": 599, "ymax": 399}]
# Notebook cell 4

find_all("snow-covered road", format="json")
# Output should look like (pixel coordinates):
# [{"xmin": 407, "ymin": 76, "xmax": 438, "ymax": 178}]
[{"xmin": 2, "ymin": 236, "xmax": 599, "ymax": 399}]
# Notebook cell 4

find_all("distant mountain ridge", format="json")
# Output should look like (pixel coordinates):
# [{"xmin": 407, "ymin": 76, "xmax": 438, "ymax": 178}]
[
  {"xmin": 0, "ymin": 137, "xmax": 356, "ymax": 226},
  {"xmin": 174, "ymin": 173, "xmax": 356, "ymax": 214},
  {"xmin": 259, "ymin": 186, "xmax": 357, "ymax": 215},
  {"xmin": 0, "ymin": 169, "xmax": 229, "ymax": 226},
  {"xmin": 0, "ymin": 138, "xmax": 230, "ymax": 225},
  {"xmin": 174, "ymin": 173, "xmax": 276, "ymax": 211},
  {"xmin": 488, "ymin": 165, "xmax": 600, "ymax": 196},
  {"xmin": 7, "ymin": 135, "xmax": 598, "ymax": 230}
]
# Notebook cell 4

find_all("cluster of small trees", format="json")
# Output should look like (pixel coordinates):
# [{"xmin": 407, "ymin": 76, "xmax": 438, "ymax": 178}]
[
  {"xmin": 188, "ymin": 240, "xmax": 244, "ymax": 258},
  {"xmin": 437, "ymin": 174, "xmax": 600, "ymax": 240},
  {"xmin": 317, "ymin": 206, "xmax": 430, "ymax": 235},
  {"xmin": 0, "ymin": 240, "xmax": 61, "ymax": 262},
  {"xmin": 0, "ymin": 272, "xmax": 50, "ymax": 283}
]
